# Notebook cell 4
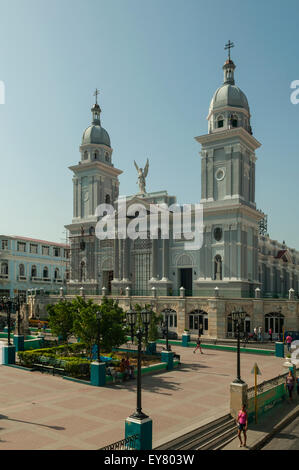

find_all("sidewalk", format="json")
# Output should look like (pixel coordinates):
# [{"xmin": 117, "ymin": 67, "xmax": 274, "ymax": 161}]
[{"xmin": 222, "ymin": 397, "xmax": 299, "ymax": 451}]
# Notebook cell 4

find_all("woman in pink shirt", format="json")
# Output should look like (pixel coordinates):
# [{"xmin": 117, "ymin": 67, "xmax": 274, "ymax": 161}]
[
  {"xmin": 286, "ymin": 335, "xmax": 292, "ymax": 352},
  {"xmin": 236, "ymin": 404, "xmax": 248, "ymax": 448}
]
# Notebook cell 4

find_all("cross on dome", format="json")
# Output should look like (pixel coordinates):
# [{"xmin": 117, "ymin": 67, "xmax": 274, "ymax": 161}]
[
  {"xmin": 224, "ymin": 40, "xmax": 235, "ymax": 61},
  {"xmin": 94, "ymin": 88, "xmax": 100, "ymax": 105}
]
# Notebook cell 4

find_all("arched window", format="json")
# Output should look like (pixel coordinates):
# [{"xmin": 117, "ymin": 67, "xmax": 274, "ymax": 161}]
[
  {"xmin": 214, "ymin": 255, "xmax": 222, "ymax": 281},
  {"xmin": 31, "ymin": 265, "xmax": 37, "ymax": 278},
  {"xmin": 43, "ymin": 267, "xmax": 49, "ymax": 279},
  {"xmin": 227, "ymin": 313, "xmax": 251, "ymax": 338},
  {"xmin": 94, "ymin": 151, "xmax": 99, "ymax": 160},
  {"xmin": 19, "ymin": 264, "xmax": 25, "ymax": 277},
  {"xmin": 217, "ymin": 115, "xmax": 224, "ymax": 128},
  {"xmin": 214, "ymin": 227, "xmax": 223, "ymax": 242},
  {"xmin": 89, "ymin": 226, "xmax": 95, "ymax": 236},
  {"xmin": 105, "ymin": 194, "xmax": 111, "ymax": 204},
  {"xmin": 189, "ymin": 310, "xmax": 209, "ymax": 334},
  {"xmin": 161, "ymin": 309, "xmax": 177, "ymax": 330},
  {"xmin": 54, "ymin": 268, "xmax": 60, "ymax": 279},
  {"xmin": 265, "ymin": 313, "xmax": 284, "ymax": 336},
  {"xmin": 230, "ymin": 114, "xmax": 238, "ymax": 128}
]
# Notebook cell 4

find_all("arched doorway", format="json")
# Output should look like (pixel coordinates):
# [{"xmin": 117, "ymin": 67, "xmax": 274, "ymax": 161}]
[
  {"xmin": 188, "ymin": 310, "xmax": 208, "ymax": 335},
  {"xmin": 227, "ymin": 313, "xmax": 251, "ymax": 338},
  {"xmin": 161, "ymin": 309, "xmax": 177, "ymax": 331},
  {"xmin": 265, "ymin": 312, "xmax": 284, "ymax": 337}
]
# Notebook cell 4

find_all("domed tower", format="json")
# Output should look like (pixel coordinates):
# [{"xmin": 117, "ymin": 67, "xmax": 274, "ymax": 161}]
[
  {"xmin": 69, "ymin": 91, "xmax": 122, "ymax": 222},
  {"xmin": 194, "ymin": 43, "xmax": 263, "ymax": 298},
  {"xmin": 65, "ymin": 92, "xmax": 123, "ymax": 293},
  {"xmin": 208, "ymin": 58, "xmax": 252, "ymax": 135}
]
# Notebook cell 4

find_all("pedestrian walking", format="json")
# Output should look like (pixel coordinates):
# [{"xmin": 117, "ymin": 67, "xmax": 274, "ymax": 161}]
[
  {"xmin": 193, "ymin": 335, "xmax": 203, "ymax": 354},
  {"xmin": 236, "ymin": 404, "xmax": 248, "ymax": 448},
  {"xmin": 258, "ymin": 326, "xmax": 262, "ymax": 342},
  {"xmin": 286, "ymin": 335, "xmax": 293, "ymax": 352},
  {"xmin": 268, "ymin": 328, "xmax": 272, "ymax": 342},
  {"xmin": 253, "ymin": 327, "xmax": 257, "ymax": 341},
  {"xmin": 286, "ymin": 370, "xmax": 295, "ymax": 402}
]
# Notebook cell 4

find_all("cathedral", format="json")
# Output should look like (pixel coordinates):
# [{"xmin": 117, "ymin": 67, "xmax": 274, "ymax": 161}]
[{"xmin": 65, "ymin": 50, "xmax": 299, "ymax": 307}]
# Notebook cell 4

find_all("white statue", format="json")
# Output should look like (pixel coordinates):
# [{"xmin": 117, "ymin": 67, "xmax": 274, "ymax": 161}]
[{"xmin": 134, "ymin": 159, "xmax": 149, "ymax": 195}]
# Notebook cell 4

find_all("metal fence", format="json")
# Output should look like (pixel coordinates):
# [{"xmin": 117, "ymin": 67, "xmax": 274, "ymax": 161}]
[
  {"xmin": 247, "ymin": 372, "xmax": 288, "ymax": 399},
  {"xmin": 99, "ymin": 434, "xmax": 139, "ymax": 451}
]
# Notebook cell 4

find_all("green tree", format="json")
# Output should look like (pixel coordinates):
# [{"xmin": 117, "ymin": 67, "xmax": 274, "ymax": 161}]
[
  {"xmin": 46, "ymin": 300, "xmax": 74, "ymax": 347},
  {"xmin": 72, "ymin": 296, "xmax": 127, "ymax": 357}
]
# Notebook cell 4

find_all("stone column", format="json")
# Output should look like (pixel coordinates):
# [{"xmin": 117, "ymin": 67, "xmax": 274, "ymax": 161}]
[
  {"xmin": 114, "ymin": 238, "xmax": 119, "ymax": 280},
  {"xmin": 123, "ymin": 239, "xmax": 130, "ymax": 281},
  {"xmin": 162, "ymin": 239, "xmax": 169, "ymax": 280},
  {"xmin": 118, "ymin": 239, "xmax": 123, "ymax": 280},
  {"xmin": 151, "ymin": 238, "xmax": 158, "ymax": 280},
  {"xmin": 78, "ymin": 178, "xmax": 82, "ymax": 218},
  {"xmin": 73, "ymin": 178, "xmax": 78, "ymax": 218},
  {"xmin": 230, "ymin": 382, "xmax": 248, "ymax": 419}
]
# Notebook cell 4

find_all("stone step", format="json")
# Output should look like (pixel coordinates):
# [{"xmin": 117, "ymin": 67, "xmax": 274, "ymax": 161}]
[{"xmin": 155, "ymin": 414, "xmax": 234, "ymax": 450}]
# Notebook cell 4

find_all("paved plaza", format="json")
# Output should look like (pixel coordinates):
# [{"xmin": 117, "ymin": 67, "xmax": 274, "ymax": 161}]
[{"xmin": 0, "ymin": 346, "xmax": 285, "ymax": 450}]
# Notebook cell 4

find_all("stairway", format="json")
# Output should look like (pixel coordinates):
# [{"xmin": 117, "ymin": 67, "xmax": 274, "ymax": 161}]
[{"xmin": 155, "ymin": 414, "xmax": 237, "ymax": 450}]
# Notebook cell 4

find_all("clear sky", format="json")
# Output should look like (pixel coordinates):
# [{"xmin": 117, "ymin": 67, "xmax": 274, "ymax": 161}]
[{"xmin": 0, "ymin": 0, "xmax": 298, "ymax": 248}]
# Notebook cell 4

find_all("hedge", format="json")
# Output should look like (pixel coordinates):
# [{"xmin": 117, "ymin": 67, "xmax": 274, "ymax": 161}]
[{"xmin": 18, "ymin": 344, "xmax": 91, "ymax": 378}]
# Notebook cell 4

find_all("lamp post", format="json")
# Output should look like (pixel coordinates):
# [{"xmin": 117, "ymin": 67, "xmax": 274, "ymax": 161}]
[
  {"xmin": 231, "ymin": 307, "xmax": 247, "ymax": 384},
  {"xmin": 161, "ymin": 309, "xmax": 172, "ymax": 352},
  {"xmin": 12, "ymin": 293, "xmax": 26, "ymax": 336},
  {"xmin": 126, "ymin": 306, "xmax": 152, "ymax": 420},
  {"xmin": 96, "ymin": 310, "xmax": 102, "ymax": 362},
  {"xmin": 0, "ymin": 296, "xmax": 12, "ymax": 345}
]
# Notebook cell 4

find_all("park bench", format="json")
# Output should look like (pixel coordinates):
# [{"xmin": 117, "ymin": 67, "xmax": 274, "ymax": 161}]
[{"xmin": 33, "ymin": 356, "xmax": 66, "ymax": 376}]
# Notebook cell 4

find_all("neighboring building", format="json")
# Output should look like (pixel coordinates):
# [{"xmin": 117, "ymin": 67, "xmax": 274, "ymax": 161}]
[
  {"xmin": 0, "ymin": 235, "xmax": 70, "ymax": 298},
  {"xmin": 65, "ymin": 50, "xmax": 299, "ymax": 300}
]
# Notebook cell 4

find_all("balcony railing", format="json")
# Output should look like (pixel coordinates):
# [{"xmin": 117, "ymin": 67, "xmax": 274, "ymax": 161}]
[{"xmin": 0, "ymin": 274, "xmax": 9, "ymax": 279}]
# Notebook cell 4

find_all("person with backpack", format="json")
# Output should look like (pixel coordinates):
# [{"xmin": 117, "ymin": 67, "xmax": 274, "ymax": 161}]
[{"xmin": 236, "ymin": 404, "xmax": 248, "ymax": 448}]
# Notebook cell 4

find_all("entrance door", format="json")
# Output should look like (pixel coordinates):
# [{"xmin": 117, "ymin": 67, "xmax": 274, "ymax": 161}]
[
  {"xmin": 103, "ymin": 271, "xmax": 114, "ymax": 293},
  {"xmin": 180, "ymin": 268, "xmax": 192, "ymax": 296}
]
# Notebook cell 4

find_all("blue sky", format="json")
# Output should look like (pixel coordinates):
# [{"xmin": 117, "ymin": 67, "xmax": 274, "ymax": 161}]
[{"xmin": 0, "ymin": 0, "xmax": 298, "ymax": 248}]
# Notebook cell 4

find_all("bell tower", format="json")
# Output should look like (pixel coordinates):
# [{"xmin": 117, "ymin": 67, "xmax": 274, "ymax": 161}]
[
  {"xmin": 65, "ymin": 92, "xmax": 122, "ymax": 293},
  {"xmin": 194, "ymin": 43, "xmax": 263, "ymax": 298}
]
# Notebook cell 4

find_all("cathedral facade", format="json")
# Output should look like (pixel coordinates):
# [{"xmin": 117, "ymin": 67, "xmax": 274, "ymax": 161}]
[{"xmin": 65, "ymin": 55, "xmax": 299, "ymax": 304}]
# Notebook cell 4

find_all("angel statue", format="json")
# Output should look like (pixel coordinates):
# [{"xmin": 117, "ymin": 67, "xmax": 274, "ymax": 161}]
[{"xmin": 134, "ymin": 158, "xmax": 149, "ymax": 195}]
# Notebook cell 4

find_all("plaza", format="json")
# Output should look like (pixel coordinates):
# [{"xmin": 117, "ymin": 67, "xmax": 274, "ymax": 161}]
[{"xmin": 0, "ymin": 345, "xmax": 285, "ymax": 450}]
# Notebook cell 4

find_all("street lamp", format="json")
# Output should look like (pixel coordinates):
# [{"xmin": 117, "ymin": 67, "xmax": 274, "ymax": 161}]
[
  {"xmin": 161, "ymin": 309, "xmax": 172, "ymax": 352},
  {"xmin": 0, "ymin": 296, "xmax": 12, "ymax": 345},
  {"xmin": 231, "ymin": 307, "xmax": 247, "ymax": 384},
  {"xmin": 13, "ymin": 294, "xmax": 26, "ymax": 336},
  {"xmin": 126, "ymin": 306, "xmax": 152, "ymax": 420},
  {"xmin": 96, "ymin": 310, "xmax": 102, "ymax": 363}
]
